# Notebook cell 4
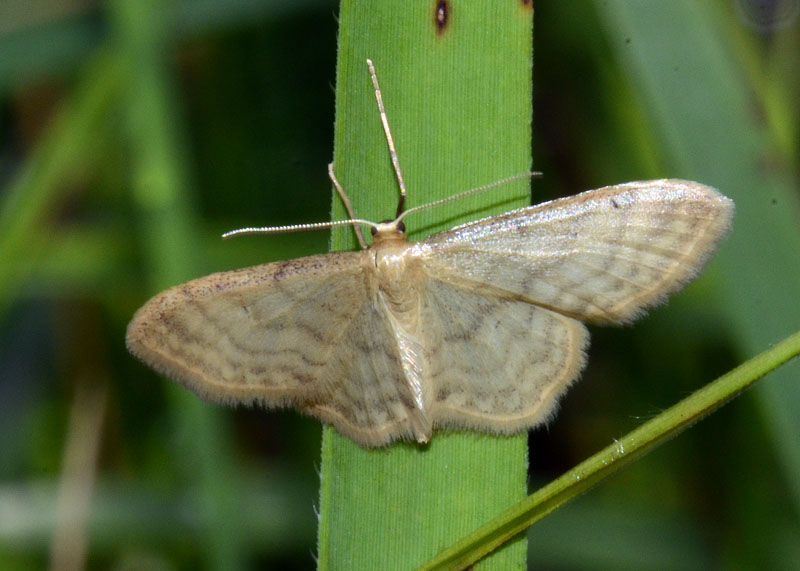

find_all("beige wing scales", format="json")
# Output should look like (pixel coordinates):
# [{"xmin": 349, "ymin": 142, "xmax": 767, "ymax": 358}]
[
  {"xmin": 126, "ymin": 251, "xmax": 418, "ymax": 445},
  {"xmin": 420, "ymin": 180, "xmax": 733, "ymax": 324},
  {"xmin": 420, "ymin": 279, "xmax": 589, "ymax": 433},
  {"xmin": 126, "ymin": 252, "xmax": 364, "ymax": 404},
  {"xmin": 300, "ymin": 293, "xmax": 421, "ymax": 446},
  {"xmin": 412, "ymin": 180, "xmax": 731, "ymax": 434}
]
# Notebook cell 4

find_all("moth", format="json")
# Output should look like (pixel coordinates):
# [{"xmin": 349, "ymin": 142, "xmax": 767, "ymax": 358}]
[{"xmin": 127, "ymin": 60, "xmax": 733, "ymax": 447}]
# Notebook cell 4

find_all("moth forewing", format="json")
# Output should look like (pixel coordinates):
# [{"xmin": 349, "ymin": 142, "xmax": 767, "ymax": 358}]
[{"xmin": 419, "ymin": 179, "xmax": 733, "ymax": 325}]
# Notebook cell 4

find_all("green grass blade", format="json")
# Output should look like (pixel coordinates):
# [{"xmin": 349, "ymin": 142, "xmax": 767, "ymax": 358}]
[
  {"xmin": 597, "ymin": 0, "xmax": 800, "ymax": 511},
  {"xmin": 317, "ymin": 2, "xmax": 533, "ymax": 569},
  {"xmin": 111, "ymin": 0, "xmax": 247, "ymax": 568},
  {"xmin": 0, "ymin": 49, "xmax": 121, "ymax": 318},
  {"xmin": 421, "ymin": 330, "xmax": 800, "ymax": 570}
]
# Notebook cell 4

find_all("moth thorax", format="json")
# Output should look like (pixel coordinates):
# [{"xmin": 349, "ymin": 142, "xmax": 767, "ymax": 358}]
[{"xmin": 374, "ymin": 243, "xmax": 418, "ymax": 316}]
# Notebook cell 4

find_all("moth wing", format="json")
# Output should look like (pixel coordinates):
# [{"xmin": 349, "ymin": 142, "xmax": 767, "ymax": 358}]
[
  {"xmin": 419, "ymin": 180, "xmax": 733, "ymax": 324},
  {"xmin": 126, "ymin": 251, "xmax": 416, "ymax": 447},
  {"xmin": 419, "ymin": 278, "xmax": 589, "ymax": 432},
  {"xmin": 301, "ymin": 290, "xmax": 423, "ymax": 447}
]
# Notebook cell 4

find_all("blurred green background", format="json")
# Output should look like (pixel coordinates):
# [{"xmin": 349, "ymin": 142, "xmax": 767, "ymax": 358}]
[{"xmin": 1, "ymin": 0, "xmax": 799, "ymax": 569}]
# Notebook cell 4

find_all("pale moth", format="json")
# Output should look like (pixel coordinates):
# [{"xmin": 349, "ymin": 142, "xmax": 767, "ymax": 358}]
[{"xmin": 127, "ymin": 60, "xmax": 733, "ymax": 448}]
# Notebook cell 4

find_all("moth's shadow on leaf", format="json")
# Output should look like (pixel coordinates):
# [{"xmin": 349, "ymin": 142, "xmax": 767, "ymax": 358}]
[{"xmin": 407, "ymin": 194, "xmax": 531, "ymax": 239}]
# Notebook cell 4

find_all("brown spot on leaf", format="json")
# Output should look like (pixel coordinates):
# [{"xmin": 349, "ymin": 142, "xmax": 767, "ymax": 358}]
[{"xmin": 435, "ymin": 0, "xmax": 449, "ymax": 34}]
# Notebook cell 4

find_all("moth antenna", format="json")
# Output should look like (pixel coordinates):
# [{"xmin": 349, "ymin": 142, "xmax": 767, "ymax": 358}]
[
  {"xmin": 329, "ymin": 162, "xmax": 368, "ymax": 248},
  {"xmin": 222, "ymin": 163, "xmax": 376, "ymax": 247},
  {"xmin": 222, "ymin": 218, "xmax": 378, "ymax": 240},
  {"xmin": 396, "ymin": 171, "xmax": 542, "ymax": 224},
  {"xmin": 367, "ymin": 59, "xmax": 408, "ymax": 219}
]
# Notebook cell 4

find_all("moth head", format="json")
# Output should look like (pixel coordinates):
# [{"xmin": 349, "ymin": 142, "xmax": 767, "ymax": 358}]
[
  {"xmin": 371, "ymin": 220, "xmax": 406, "ymax": 236},
  {"xmin": 370, "ymin": 219, "xmax": 408, "ymax": 246}
]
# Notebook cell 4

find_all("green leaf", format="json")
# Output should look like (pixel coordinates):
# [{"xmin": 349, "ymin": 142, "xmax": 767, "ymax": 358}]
[
  {"xmin": 597, "ymin": 0, "xmax": 800, "ymax": 513},
  {"xmin": 317, "ymin": 2, "xmax": 533, "ymax": 569},
  {"xmin": 0, "ymin": 49, "xmax": 121, "ymax": 319},
  {"xmin": 112, "ymin": 0, "xmax": 248, "ymax": 568}
]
